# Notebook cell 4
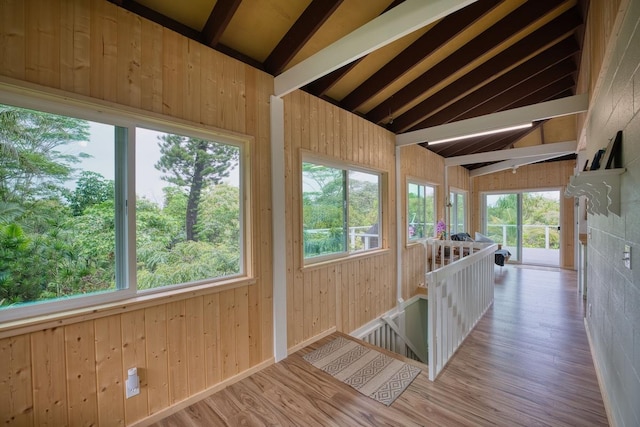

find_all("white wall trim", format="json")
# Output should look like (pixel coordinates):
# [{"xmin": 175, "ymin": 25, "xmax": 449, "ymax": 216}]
[
  {"xmin": 396, "ymin": 95, "xmax": 588, "ymax": 146},
  {"xmin": 270, "ymin": 95, "xmax": 288, "ymax": 362},
  {"xmin": 274, "ymin": 0, "xmax": 477, "ymax": 97}
]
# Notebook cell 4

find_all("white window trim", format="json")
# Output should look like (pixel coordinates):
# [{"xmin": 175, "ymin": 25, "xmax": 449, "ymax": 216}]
[
  {"xmin": 301, "ymin": 153, "xmax": 383, "ymax": 265},
  {"xmin": 0, "ymin": 78, "xmax": 252, "ymax": 323},
  {"xmin": 406, "ymin": 177, "xmax": 437, "ymax": 243},
  {"xmin": 449, "ymin": 187, "xmax": 468, "ymax": 235}
]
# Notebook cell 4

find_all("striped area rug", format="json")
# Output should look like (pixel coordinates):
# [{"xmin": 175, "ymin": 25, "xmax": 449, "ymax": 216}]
[{"xmin": 303, "ymin": 336, "xmax": 421, "ymax": 406}]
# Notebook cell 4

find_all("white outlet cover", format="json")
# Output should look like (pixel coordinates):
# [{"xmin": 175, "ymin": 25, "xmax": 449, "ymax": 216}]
[{"xmin": 624, "ymin": 245, "xmax": 631, "ymax": 269}]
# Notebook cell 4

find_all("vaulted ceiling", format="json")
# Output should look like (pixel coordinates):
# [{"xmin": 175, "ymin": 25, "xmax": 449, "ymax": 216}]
[{"xmin": 108, "ymin": 0, "xmax": 588, "ymax": 168}]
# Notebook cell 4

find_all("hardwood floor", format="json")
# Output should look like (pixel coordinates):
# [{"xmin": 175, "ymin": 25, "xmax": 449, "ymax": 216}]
[{"xmin": 152, "ymin": 266, "xmax": 608, "ymax": 426}]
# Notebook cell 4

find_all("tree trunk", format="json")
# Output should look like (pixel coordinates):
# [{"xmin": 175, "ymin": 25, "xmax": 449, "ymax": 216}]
[{"xmin": 185, "ymin": 142, "xmax": 207, "ymax": 241}]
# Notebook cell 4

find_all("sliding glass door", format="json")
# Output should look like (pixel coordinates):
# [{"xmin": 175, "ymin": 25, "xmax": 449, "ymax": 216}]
[
  {"xmin": 522, "ymin": 191, "xmax": 560, "ymax": 266},
  {"xmin": 485, "ymin": 193, "xmax": 520, "ymax": 262},
  {"xmin": 484, "ymin": 191, "xmax": 561, "ymax": 266}
]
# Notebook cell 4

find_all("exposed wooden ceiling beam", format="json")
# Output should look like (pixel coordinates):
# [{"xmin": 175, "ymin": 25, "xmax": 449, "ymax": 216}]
[
  {"xmin": 107, "ymin": 0, "xmax": 265, "ymax": 70},
  {"xmin": 305, "ymin": 63, "xmax": 361, "ymax": 96},
  {"xmin": 396, "ymin": 94, "xmax": 587, "ymax": 147},
  {"xmin": 340, "ymin": 0, "xmax": 501, "ymax": 111},
  {"xmin": 454, "ymin": 64, "xmax": 576, "ymax": 120},
  {"xmin": 366, "ymin": 0, "xmax": 566, "ymax": 124},
  {"xmin": 265, "ymin": 0, "xmax": 344, "ymax": 75},
  {"xmin": 303, "ymin": 0, "xmax": 406, "ymax": 96},
  {"xmin": 430, "ymin": 123, "xmax": 536, "ymax": 158},
  {"xmin": 413, "ymin": 58, "xmax": 577, "ymax": 130},
  {"xmin": 201, "ymin": 0, "xmax": 242, "ymax": 48},
  {"xmin": 439, "ymin": 83, "xmax": 575, "ymax": 157},
  {"xmin": 460, "ymin": 126, "xmax": 540, "ymax": 158},
  {"xmin": 469, "ymin": 151, "xmax": 575, "ymax": 176},
  {"xmin": 389, "ymin": 9, "xmax": 581, "ymax": 132},
  {"xmin": 109, "ymin": 0, "xmax": 201, "ymax": 40},
  {"xmin": 274, "ymin": 0, "xmax": 478, "ymax": 97}
]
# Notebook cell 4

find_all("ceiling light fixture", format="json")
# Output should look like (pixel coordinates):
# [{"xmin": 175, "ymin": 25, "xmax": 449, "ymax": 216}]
[{"xmin": 427, "ymin": 123, "xmax": 533, "ymax": 145}]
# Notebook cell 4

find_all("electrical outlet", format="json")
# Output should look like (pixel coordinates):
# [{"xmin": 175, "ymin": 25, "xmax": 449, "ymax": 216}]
[
  {"xmin": 126, "ymin": 367, "xmax": 140, "ymax": 398},
  {"xmin": 623, "ymin": 245, "xmax": 631, "ymax": 269},
  {"xmin": 588, "ymin": 303, "xmax": 592, "ymax": 318}
]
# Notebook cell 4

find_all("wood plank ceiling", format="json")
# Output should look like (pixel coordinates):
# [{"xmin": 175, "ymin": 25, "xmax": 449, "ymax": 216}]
[{"xmin": 108, "ymin": 0, "xmax": 588, "ymax": 169}]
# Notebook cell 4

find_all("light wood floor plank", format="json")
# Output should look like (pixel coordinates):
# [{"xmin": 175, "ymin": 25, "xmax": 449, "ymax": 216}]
[{"xmin": 152, "ymin": 266, "xmax": 608, "ymax": 426}]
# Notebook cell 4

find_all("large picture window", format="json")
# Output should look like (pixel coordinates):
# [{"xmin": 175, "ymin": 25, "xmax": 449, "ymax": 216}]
[
  {"xmin": 407, "ymin": 181, "xmax": 436, "ymax": 240},
  {"xmin": 0, "ymin": 96, "xmax": 245, "ymax": 321},
  {"xmin": 302, "ymin": 160, "xmax": 381, "ymax": 261}
]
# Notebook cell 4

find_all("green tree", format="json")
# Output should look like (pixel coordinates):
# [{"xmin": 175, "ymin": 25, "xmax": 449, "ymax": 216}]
[
  {"xmin": 0, "ymin": 104, "xmax": 93, "ymax": 306},
  {"xmin": 196, "ymin": 184, "xmax": 240, "ymax": 247},
  {"xmin": 155, "ymin": 135, "xmax": 239, "ymax": 241},
  {"xmin": 0, "ymin": 105, "xmax": 89, "ymax": 203},
  {"xmin": 67, "ymin": 171, "xmax": 114, "ymax": 216}
]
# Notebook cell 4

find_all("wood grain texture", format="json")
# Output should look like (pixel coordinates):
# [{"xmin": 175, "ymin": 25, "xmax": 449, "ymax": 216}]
[
  {"xmin": 121, "ymin": 310, "xmax": 148, "ymax": 424},
  {"xmin": 65, "ymin": 321, "xmax": 99, "ymax": 425},
  {"xmin": 166, "ymin": 301, "xmax": 188, "ymax": 404},
  {"xmin": 0, "ymin": 335, "xmax": 33, "ymax": 425},
  {"xmin": 31, "ymin": 328, "xmax": 67, "ymax": 426},
  {"xmin": 94, "ymin": 316, "xmax": 126, "ymax": 426},
  {"xmin": 284, "ymin": 90, "xmax": 397, "ymax": 348},
  {"xmin": 144, "ymin": 305, "xmax": 169, "ymax": 415},
  {"xmin": 398, "ymin": 144, "xmax": 469, "ymax": 299},
  {"xmin": 0, "ymin": 0, "xmax": 26, "ymax": 80},
  {"xmin": 154, "ymin": 267, "xmax": 608, "ymax": 427},
  {"xmin": 0, "ymin": 0, "xmax": 274, "ymax": 423}
]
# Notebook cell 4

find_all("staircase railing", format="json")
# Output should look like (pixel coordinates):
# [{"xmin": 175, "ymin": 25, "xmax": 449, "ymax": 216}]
[
  {"xmin": 353, "ymin": 302, "xmax": 426, "ymax": 363},
  {"xmin": 425, "ymin": 240, "xmax": 496, "ymax": 380}
]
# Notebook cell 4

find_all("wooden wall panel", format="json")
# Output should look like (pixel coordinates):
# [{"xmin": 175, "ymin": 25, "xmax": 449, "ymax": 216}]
[
  {"xmin": 398, "ymin": 144, "xmax": 469, "ymax": 299},
  {"xmin": 121, "ymin": 310, "xmax": 148, "ymax": 424},
  {"xmin": 31, "ymin": 328, "xmax": 68, "ymax": 426},
  {"xmin": 0, "ymin": 0, "xmax": 274, "ymax": 424},
  {"xmin": 471, "ymin": 160, "xmax": 576, "ymax": 269},
  {"xmin": 0, "ymin": 335, "xmax": 33, "ymax": 426},
  {"xmin": 284, "ymin": 90, "xmax": 397, "ymax": 348},
  {"xmin": 0, "ymin": 0, "xmax": 26, "ymax": 80},
  {"xmin": 144, "ymin": 306, "xmax": 169, "ymax": 415},
  {"xmin": 65, "ymin": 321, "xmax": 99, "ymax": 425},
  {"xmin": 94, "ymin": 316, "xmax": 125, "ymax": 426}
]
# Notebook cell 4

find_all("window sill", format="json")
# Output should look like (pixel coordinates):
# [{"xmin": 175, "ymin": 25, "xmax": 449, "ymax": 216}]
[
  {"xmin": 302, "ymin": 248, "xmax": 391, "ymax": 272},
  {"xmin": 0, "ymin": 276, "xmax": 256, "ymax": 339}
]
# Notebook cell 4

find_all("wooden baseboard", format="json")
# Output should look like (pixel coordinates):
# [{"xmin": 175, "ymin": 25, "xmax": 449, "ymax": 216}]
[
  {"xmin": 287, "ymin": 327, "xmax": 337, "ymax": 355},
  {"xmin": 584, "ymin": 318, "xmax": 615, "ymax": 427},
  {"xmin": 130, "ymin": 357, "xmax": 275, "ymax": 427}
]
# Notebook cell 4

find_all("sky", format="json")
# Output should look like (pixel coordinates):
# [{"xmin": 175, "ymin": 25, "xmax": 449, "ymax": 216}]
[{"xmin": 70, "ymin": 121, "xmax": 239, "ymax": 206}]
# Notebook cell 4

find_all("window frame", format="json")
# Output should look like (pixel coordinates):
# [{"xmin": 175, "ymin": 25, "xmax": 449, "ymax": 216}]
[
  {"xmin": 406, "ymin": 178, "xmax": 437, "ymax": 243},
  {"xmin": 449, "ymin": 188, "xmax": 467, "ymax": 235},
  {"xmin": 0, "ymin": 82, "xmax": 252, "ymax": 323},
  {"xmin": 301, "ymin": 154, "xmax": 383, "ymax": 265}
]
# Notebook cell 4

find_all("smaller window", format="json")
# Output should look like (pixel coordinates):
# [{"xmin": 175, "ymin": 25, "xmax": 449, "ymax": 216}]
[
  {"xmin": 302, "ymin": 160, "xmax": 381, "ymax": 261},
  {"xmin": 407, "ymin": 181, "xmax": 436, "ymax": 241},
  {"xmin": 449, "ymin": 190, "xmax": 467, "ymax": 234}
]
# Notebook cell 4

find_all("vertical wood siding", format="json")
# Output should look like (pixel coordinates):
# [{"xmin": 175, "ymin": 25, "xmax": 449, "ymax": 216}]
[
  {"xmin": 399, "ymin": 144, "xmax": 470, "ymax": 300},
  {"xmin": 283, "ymin": 90, "xmax": 397, "ymax": 348},
  {"xmin": 0, "ymin": 0, "xmax": 273, "ymax": 425}
]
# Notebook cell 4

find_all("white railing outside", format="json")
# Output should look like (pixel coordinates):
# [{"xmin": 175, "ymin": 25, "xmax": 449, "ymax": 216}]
[
  {"xmin": 425, "ymin": 239, "xmax": 496, "ymax": 380},
  {"xmin": 486, "ymin": 223, "xmax": 559, "ymax": 249},
  {"xmin": 305, "ymin": 226, "xmax": 378, "ymax": 250}
]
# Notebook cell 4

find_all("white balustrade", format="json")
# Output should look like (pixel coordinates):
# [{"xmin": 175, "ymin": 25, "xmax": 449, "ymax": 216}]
[{"xmin": 424, "ymin": 239, "xmax": 496, "ymax": 380}]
